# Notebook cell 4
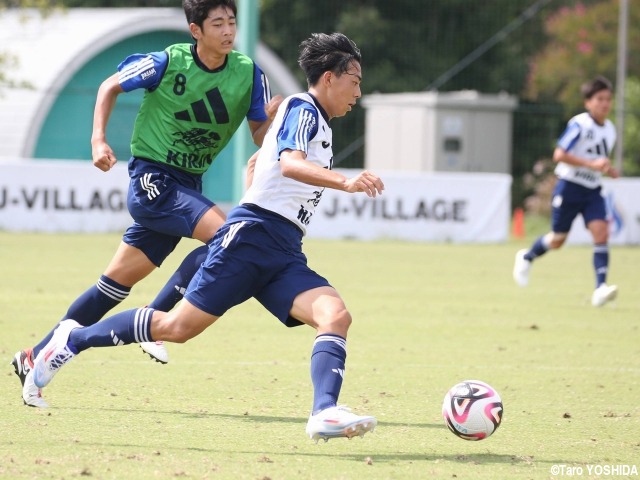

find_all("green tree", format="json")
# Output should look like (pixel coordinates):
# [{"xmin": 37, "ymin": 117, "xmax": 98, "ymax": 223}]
[
  {"xmin": 526, "ymin": 0, "xmax": 640, "ymax": 174},
  {"xmin": 260, "ymin": 0, "xmax": 564, "ymax": 166}
]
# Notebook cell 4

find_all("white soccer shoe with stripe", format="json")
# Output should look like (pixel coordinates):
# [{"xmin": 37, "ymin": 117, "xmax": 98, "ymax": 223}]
[
  {"xmin": 305, "ymin": 405, "xmax": 377, "ymax": 443},
  {"xmin": 33, "ymin": 319, "xmax": 81, "ymax": 388},
  {"xmin": 513, "ymin": 249, "xmax": 532, "ymax": 287},
  {"xmin": 591, "ymin": 283, "xmax": 618, "ymax": 307},
  {"xmin": 140, "ymin": 341, "xmax": 169, "ymax": 364}
]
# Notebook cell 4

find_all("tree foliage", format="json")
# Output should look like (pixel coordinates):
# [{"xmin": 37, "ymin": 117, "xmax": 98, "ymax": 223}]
[
  {"xmin": 260, "ymin": 0, "xmax": 557, "ymax": 96},
  {"xmin": 525, "ymin": 0, "xmax": 640, "ymax": 174},
  {"xmin": 526, "ymin": 0, "xmax": 640, "ymax": 111}
]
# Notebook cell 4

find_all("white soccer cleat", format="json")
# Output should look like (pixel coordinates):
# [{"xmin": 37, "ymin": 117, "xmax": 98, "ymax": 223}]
[
  {"xmin": 33, "ymin": 319, "xmax": 81, "ymax": 388},
  {"xmin": 140, "ymin": 341, "xmax": 169, "ymax": 364},
  {"xmin": 23, "ymin": 369, "xmax": 49, "ymax": 408},
  {"xmin": 512, "ymin": 249, "xmax": 532, "ymax": 287},
  {"xmin": 591, "ymin": 283, "xmax": 618, "ymax": 307},
  {"xmin": 305, "ymin": 405, "xmax": 377, "ymax": 443},
  {"xmin": 11, "ymin": 349, "xmax": 48, "ymax": 408}
]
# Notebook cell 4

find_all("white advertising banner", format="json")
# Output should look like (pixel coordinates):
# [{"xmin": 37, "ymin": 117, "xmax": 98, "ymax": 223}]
[
  {"xmin": 0, "ymin": 159, "xmax": 133, "ymax": 232},
  {"xmin": 1, "ymin": 161, "xmax": 514, "ymax": 243},
  {"xmin": 567, "ymin": 178, "xmax": 640, "ymax": 245},
  {"xmin": 306, "ymin": 170, "xmax": 512, "ymax": 243}
]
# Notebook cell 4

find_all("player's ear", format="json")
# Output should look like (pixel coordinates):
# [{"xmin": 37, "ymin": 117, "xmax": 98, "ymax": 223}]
[
  {"xmin": 189, "ymin": 23, "xmax": 201, "ymax": 41},
  {"xmin": 322, "ymin": 71, "xmax": 332, "ymax": 87}
]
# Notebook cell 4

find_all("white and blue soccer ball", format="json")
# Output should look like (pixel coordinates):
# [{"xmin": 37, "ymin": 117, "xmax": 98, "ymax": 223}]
[{"xmin": 442, "ymin": 379, "xmax": 503, "ymax": 441}]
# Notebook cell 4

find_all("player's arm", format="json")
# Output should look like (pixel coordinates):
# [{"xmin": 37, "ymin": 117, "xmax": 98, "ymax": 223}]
[
  {"xmin": 91, "ymin": 73, "xmax": 123, "ymax": 172},
  {"xmin": 553, "ymin": 147, "xmax": 614, "ymax": 175},
  {"xmin": 280, "ymin": 150, "xmax": 384, "ymax": 197},
  {"xmin": 248, "ymin": 95, "xmax": 283, "ymax": 147},
  {"xmin": 246, "ymin": 65, "xmax": 283, "ymax": 147},
  {"xmin": 92, "ymin": 52, "xmax": 168, "ymax": 172},
  {"xmin": 277, "ymin": 99, "xmax": 383, "ymax": 196},
  {"xmin": 245, "ymin": 149, "xmax": 261, "ymax": 190}
]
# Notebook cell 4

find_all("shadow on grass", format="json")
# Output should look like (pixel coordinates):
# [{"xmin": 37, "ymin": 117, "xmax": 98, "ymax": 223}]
[
  {"xmin": 58, "ymin": 406, "xmax": 442, "ymax": 429},
  {"xmin": 238, "ymin": 450, "xmax": 564, "ymax": 466}
]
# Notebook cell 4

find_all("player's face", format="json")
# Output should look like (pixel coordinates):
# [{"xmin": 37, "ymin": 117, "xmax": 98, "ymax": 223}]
[
  {"xmin": 191, "ymin": 6, "xmax": 236, "ymax": 57},
  {"xmin": 326, "ymin": 61, "xmax": 362, "ymax": 119},
  {"xmin": 585, "ymin": 89, "xmax": 613, "ymax": 123}
]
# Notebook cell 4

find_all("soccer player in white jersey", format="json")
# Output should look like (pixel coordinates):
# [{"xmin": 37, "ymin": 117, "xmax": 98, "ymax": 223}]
[
  {"xmin": 513, "ymin": 76, "xmax": 619, "ymax": 306},
  {"xmin": 33, "ymin": 33, "xmax": 383, "ymax": 442}
]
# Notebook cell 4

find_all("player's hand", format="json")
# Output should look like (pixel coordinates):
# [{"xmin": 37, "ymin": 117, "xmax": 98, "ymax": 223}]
[
  {"xmin": 92, "ymin": 140, "xmax": 117, "ymax": 172},
  {"xmin": 265, "ymin": 95, "xmax": 284, "ymax": 121},
  {"xmin": 344, "ymin": 171, "xmax": 385, "ymax": 198},
  {"xmin": 606, "ymin": 166, "xmax": 620, "ymax": 178},
  {"xmin": 591, "ymin": 157, "xmax": 612, "ymax": 173}
]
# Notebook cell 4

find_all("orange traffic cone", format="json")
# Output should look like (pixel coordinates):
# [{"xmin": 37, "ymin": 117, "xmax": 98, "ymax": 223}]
[{"xmin": 512, "ymin": 207, "xmax": 525, "ymax": 239}]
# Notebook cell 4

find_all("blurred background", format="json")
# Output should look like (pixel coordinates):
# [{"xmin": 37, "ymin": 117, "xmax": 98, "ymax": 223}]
[{"xmin": 0, "ymin": 0, "xmax": 636, "ymax": 221}]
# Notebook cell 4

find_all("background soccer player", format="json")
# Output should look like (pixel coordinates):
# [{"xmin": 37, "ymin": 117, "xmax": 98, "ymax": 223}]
[
  {"xmin": 513, "ymin": 75, "xmax": 619, "ymax": 307},
  {"xmin": 12, "ymin": 0, "xmax": 281, "ymax": 407},
  {"xmin": 34, "ymin": 32, "xmax": 383, "ymax": 443}
]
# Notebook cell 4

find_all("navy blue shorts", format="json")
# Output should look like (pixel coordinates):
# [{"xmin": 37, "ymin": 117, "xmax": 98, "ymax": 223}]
[
  {"xmin": 122, "ymin": 157, "xmax": 215, "ymax": 267},
  {"xmin": 551, "ymin": 179, "xmax": 606, "ymax": 233},
  {"xmin": 184, "ymin": 213, "xmax": 331, "ymax": 327}
]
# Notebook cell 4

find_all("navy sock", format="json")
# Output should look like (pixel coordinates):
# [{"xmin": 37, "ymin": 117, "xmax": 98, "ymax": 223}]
[
  {"xmin": 148, "ymin": 245, "xmax": 208, "ymax": 311},
  {"xmin": 32, "ymin": 275, "xmax": 131, "ymax": 357},
  {"xmin": 69, "ymin": 308, "xmax": 155, "ymax": 353},
  {"xmin": 310, "ymin": 334, "xmax": 347, "ymax": 414},
  {"xmin": 524, "ymin": 235, "xmax": 549, "ymax": 261},
  {"xmin": 593, "ymin": 243, "xmax": 609, "ymax": 287}
]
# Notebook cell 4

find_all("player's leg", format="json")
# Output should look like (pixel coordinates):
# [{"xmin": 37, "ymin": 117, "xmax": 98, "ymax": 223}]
[
  {"xmin": 33, "ymin": 220, "xmax": 260, "ymax": 391},
  {"xmin": 30, "ymin": 242, "xmax": 153, "ymax": 357},
  {"xmin": 290, "ymin": 286, "xmax": 352, "ymax": 411},
  {"xmin": 289, "ymin": 286, "xmax": 377, "ymax": 442},
  {"xmin": 584, "ymin": 191, "xmax": 617, "ymax": 306},
  {"xmin": 126, "ymin": 159, "xmax": 222, "ymax": 362},
  {"xmin": 13, "ymin": 240, "xmax": 155, "ymax": 407},
  {"xmin": 513, "ymin": 180, "xmax": 575, "ymax": 287},
  {"xmin": 32, "ymin": 302, "xmax": 221, "ymax": 389},
  {"xmin": 147, "ymin": 204, "xmax": 226, "ymax": 311},
  {"xmin": 141, "ymin": 204, "xmax": 226, "ymax": 362}
]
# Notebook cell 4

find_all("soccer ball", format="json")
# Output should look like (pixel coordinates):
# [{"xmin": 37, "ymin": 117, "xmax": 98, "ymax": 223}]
[{"xmin": 442, "ymin": 379, "xmax": 503, "ymax": 441}]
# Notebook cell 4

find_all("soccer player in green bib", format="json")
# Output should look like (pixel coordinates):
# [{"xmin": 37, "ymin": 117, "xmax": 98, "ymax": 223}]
[{"xmin": 12, "ymin": 0, "xmax": 281, "ymax": 407}]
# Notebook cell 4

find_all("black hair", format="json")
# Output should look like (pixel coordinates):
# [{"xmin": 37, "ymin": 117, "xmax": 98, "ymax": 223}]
[
  {"xmin": 298, "ymin": 33, "xmax": 362, "ymax": 87},
  {"xmin": 182, "ymin": 0, "xmax": 237, "ymax": 28},
  {"xmin": 581, "ymin": 75, "xmax": 613, "ymax": 99}
]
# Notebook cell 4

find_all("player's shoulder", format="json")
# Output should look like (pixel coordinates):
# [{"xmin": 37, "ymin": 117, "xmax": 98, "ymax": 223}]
[
  {"xmin": 568, "ymin": 112, "xmax": 591, "ymax": 127},
  {"xmin": 286, "ymin": 93, "xmax": 315, "ymax": 108}
]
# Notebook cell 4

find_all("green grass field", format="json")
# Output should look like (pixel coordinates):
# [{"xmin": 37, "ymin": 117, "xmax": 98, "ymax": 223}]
[{"xmin": 0, "ymin": 230, "xmax": 638, "ymax": 480}]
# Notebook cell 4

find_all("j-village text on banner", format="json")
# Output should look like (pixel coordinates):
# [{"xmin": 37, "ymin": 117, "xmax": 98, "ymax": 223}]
[
  {"xmin": 306, "ymin": 169, "xmax": 512, "ymax": 243},
  {"xmin": 0, "ymin": 161, "xmax": 511, "ymax": 241},
  {"xmin": 0, "ymin": 159, "xmax": 132, "ymax": 232}
]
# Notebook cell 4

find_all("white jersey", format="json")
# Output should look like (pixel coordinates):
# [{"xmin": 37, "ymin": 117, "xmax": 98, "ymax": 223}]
[
  {"xmin": 554, "ymin": 112, "xmax": 616, "ymax": 189},
  {"xmin": 241, "ymin": 93, "xmax": 333, "ymax": 235}
]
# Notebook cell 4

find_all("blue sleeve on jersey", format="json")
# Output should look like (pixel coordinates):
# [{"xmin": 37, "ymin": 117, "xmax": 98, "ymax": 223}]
[
  {"xmin": 276, "ymin": 99, "xmax": 319, "ymax": 156},
  {"xmin": 246, "ymin": 63, "xmax": 271, "ymax": 122},
  {"xmin": 557, "ymin": 121, "xmax": 581, "ymax": 152},
  {"xmin": 117, "ymin": 51, "xmax": 169, "ymax": 92}
]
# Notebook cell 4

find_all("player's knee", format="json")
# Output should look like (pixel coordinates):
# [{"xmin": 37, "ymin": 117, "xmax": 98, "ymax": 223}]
[
  {"xmin": 548, "ymin": 233, "xmax": 567, "ymax": 249},
  {"xmin": 318, "ymin": 306, "xmax": 352, "ymax": 332}
]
